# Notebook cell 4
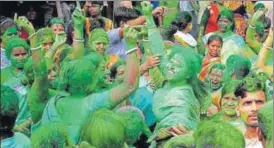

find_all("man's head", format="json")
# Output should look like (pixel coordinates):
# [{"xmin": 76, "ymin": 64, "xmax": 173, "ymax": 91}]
[
  {"xmin": 114, "ymin": 6, "xmax": 140, "ymax": 27},
  {"xmin": 221, "ymin": 80, "xmax": 241, "ymax": 117},
  {"xmin": 195, "ymin": 119, "xmax": 245, "ymax": 148},
  {"xmin": 86, "ymin": 1, "xmax": 103, "ymax": 18},
  {"xmin": 208, "ymin": 63, "xmax": 225, "ymax": 90},
  {"xmin": 218, "ymin": 9, "xmax": 235, "ymax": 33},
  {"xmin": 235, "ymin": 74, "xmax": 266, "ymax": 127},
  {"xmin": 226, "ymin": 54, "xmax": 251, "ymax": 80},
  {"xmin": 1, "ymin": 85, "xmax": 19, "ymax": 135},
  {"xmin": 37, "ymin": 28, "xmax": 54, "ymax": 52}
]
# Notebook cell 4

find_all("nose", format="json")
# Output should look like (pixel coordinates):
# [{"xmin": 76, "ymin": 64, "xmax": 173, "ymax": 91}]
[{"xmin": 250, "ymin": 101, "xmax": 257, "ymax": 112}]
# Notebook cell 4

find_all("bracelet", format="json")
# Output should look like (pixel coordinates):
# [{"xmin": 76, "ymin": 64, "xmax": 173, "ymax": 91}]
[
  {"xmin": 28, "ymin": 32, "xmax": 36, "ymax": 40},
  {"xmin": 31, "ymin": 45, "xmax": 41, "ymax": 51},
  {"xmin": 263, "ymin": 43, "xmax": 273, "ymax": 50},
  {"xmin": 248, "ymin": 24, "xmax": 256, "ymax": 30},
  {"xmin": 126, "ymin": 47, "xmax": 138, "ymax": 55},
  {"xmin": 73, "ymin": 38, "xmax": 85, "ymax": 43}
]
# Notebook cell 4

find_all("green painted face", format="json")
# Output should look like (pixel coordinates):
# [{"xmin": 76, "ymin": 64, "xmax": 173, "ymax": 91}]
[
  {"xmin": 221, "ymin": 92, "xmax": 238, "ymax": 117},
  {"xmin": 164, "ymin": 53, "xmax": 189, "ymax": 82},
  {"xmin": 90, "ymin": 39, "xmax": 109, "ymax": 55},
  {"xmin": 10, "ymin": 46, "xmax": 29, "ymax": 69},
  {"xmin": 209, "ymin": 68, "xmax": 223, "ymax": 90},
  {"xmin": 218, "ymin": 15, "xmax": 232, "ymax": 33}
]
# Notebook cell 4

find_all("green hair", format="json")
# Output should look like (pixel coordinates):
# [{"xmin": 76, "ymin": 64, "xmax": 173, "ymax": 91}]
[
  {"xmin": 226, "ymin": 54, "xmax": 251, "ymax": 80},
  {"xmin": 80, "ymin": 108, "xmax": 126, "ymax": 148},
  {"xmin": 48, "ymin": 17, "xmax": 65, "ymax": 27},
  {"xmin": 194, "ymin": 119, "xmax": 245, "ymax": 148},
  {"xmin": 116, "ymin": 106, "xmax": 151, "ymax": 145},
  {"xmin": 1, "ymin": 85, "xmax": 19, "ymax": 132},
  {"xmin": 5, "ymin": 36, "xmax": 30, "ymax": 59},
  {"xmin": 88, "ymin": 28, "xmax": 109, "ymax": 50},
  {"xmin": 31, "ymin": 123, "xmax": 74, "ymax": 148},
  {"xmin": 37, "ymin": 27, "xmax": 54, "ymax": 44},
  {"xmin": 218, "ymin": 8, "xmax": 235, "ymax": 31},
  {"xmin": 57, "ymin": 58, "xmax": 97, "ymax": 94},
  {"xmin": 258, "ymin": 100, "xmax": 273, "ymax": 142}
]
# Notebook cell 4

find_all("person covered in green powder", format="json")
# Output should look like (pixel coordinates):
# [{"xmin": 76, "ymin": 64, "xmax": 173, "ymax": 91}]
[
  {"xmin": 206, "ymin": 63, "xmax": 225, "ymax": 110},
  {"xmin": 140, "ymin": 2, "xmax": 211, "ymax": 147},
  {"xmin": 1, "ymin": 36, "xmax": 32, "ymax": 134},
  {"xmin": 212, "ymin": 80, "xmax": 246, "ymax": 133},
  {"xmin": 257, "ymin": 100, "xmax": 273, "ymax": 148},
  {"xmin": 0, "ymin": 85, "xmax": 31, "ymax": 148},
  {"xmin": 194, "ymin": 119, "xmax": 245, "ymax": 148},
  {"xmin": 79, "ymin": 108, "xmax": 127, "ymax": 148},
  {"xmin": 27, "ymin": 0, "xmax": 140, "ymax": 144},
  {"xmin": 201, "ymin": 9, "xmax": 256, "ymax": 64}
]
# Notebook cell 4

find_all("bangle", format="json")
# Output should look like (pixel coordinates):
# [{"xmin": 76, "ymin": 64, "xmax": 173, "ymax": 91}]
[
  {"xmin": 126, "ymin": 47, "xmax": 138, "ymax": 55},
  {"xmin": 28, "ymin": 32, "xmax": 36, "ymax": 40},
  {"xmin": 73, "ymin": 38, "xmax": 85, "ymax": 42},
  {"xmin": 248, "ymin": 24, "xmax": 256, "ymax": 30},
  {"xmin": 263, "ymin": 44, "xmax": 273, "ymax": 50},
  {"xmin": 31, "ymin": 45, "xmax": 41, "ymax": 51}
]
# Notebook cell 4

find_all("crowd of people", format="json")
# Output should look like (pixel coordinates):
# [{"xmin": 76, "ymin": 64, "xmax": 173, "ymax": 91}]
[{"xmin": 0, "ymin": 1, "xmax": 273, "ymax": 148}]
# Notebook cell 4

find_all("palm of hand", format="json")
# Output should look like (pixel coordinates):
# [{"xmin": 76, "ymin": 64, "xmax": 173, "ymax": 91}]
[
  {"xmin": 252, "ymin": 8, "xmax": 267, "ymax": 21},
  {"xmin": 14, "ymin": 16, "xmax": 34, "ymax": 32}
]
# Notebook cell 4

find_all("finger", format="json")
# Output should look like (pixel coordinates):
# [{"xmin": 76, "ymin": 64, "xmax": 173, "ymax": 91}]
[
  {"xmin": 171, "ymin": 127, "xmax": 184, "ymax": 135},
  {"xmin": 178, "ymin": 125, "xmax": 189, "ymax": 134},
  {"xmin": 76, "ymin": 0, "xmax": 81, "ymax": 9},
  {"xmin": 14, "ymin": 13, "xmax": 18, "ymax": 22},
  {"xmin": 169, "ymin": 131, "xmax": 178, "ymax": 137}
]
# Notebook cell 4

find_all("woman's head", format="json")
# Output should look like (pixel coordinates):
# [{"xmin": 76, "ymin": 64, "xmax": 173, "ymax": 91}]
[
  {"xmin": 208, "ymin": 63, "xmax": 225, "ymax": 90},
  {"xmin": 110, "ymin": 60, "xmax": 126, "ymax": 84},
  {"xmin": 5, "ymin": 36, "xmax": 30, "ymax": 69},
  {"xmin": 172, "ymin": 12, "xmax": 192, "ymax": 33},
  {"xmin": 218, "ymin": 9, "xmax": 235, "ymax": 33},
  {"xmin": 164, "ymin": 46, "xmax": 202, "ymax": 83},
  {"xmin": 88, "ymin": 28, "xmax": 109, "ymax": 55},
  {"xmin": 80, "ymin": 109, "xmax": 126, "ymax": 148},
  {"xmin": 207, "ymin": 34, "xmax": 223, "ymax": 57},
  {"xmin": 114, "ymin": 7, "xmax": 140, "ymax": 27},
  {"xmin": 37, "ymin": 28, "xmax": 54, "ymax": 52},
  {"xmin": 57, "ymin": 58, "xmax": 97, "ymax": 95},
  {"xmin": 49, "ymin": 17, "xmax": 65, "ymax": 34}
]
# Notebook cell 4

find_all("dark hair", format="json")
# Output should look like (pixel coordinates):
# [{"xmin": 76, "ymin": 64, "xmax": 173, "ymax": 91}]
[
  {"xmin": 217, "ymin": 9, "xmax": 235, "ymax": 31},
  {"xmin": 90, "ymin": 1, "xmax": 103, "ymax": 6},
  {"xmin": 89, "ymin": 18, "xmax": 105, "ymax": 31},
  {"xmin": 1, "ymin": 85, "xmax": 19, "ymax": 134},
  {"xmin": 263, "ymin": 17, "xmax": 271, "ymax": 30},
  {"xmin": 226, "ymin": 54, "xmax": 251, "ymax": 79},
  {"xmin": 110, "ymin": 60, "xmax": 126, "ymax": 79},
  {"xmin": 114, "ymin": 7, "xmax": 140, "ymax": 27},
  {"xmin": 207, "ymin": 34, "xmax": 223, "ymax": 45},
  {"xmin": 234, "ymin": 73, "xmax": 265, "ymax": 99}
]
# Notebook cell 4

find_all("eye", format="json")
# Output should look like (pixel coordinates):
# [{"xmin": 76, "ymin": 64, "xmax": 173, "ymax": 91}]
[
  {"xmin": 243, "ymin": 101, "xmax": 252, "ymax": 106},
  {"xmin": 256, "ymin": 100, "xmax": 264, "ymax": 104}
]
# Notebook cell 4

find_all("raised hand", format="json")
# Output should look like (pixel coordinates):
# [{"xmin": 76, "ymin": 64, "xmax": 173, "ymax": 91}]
[
  {"xmin": 72, "ymin": 0, "xmax": 85, "ymax": 29},
  {"xmin": 141, "ymin": 1, "xmax": 153, "ymax": 16},
  {"xmin": 144, "ymin": 54, "xmax": 161, "ymax": 69},
  {"xmin": 123, "ymin": 25, "xmax": 139, "ymax": 50},
  {"xmin": 251, "ymin": 8, "xmax": 268, "ymax": 24},
  {"xmin": 52, "ymin": 31, "xmax": 67, "ymax": 49},
  {"xmin": 14, "ymin": 14, "xmax": 35, "ymax": 34}
]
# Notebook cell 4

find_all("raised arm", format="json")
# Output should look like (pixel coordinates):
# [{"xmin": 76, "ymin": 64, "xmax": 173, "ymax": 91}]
[
  {"xmin": 109, "ymin": 26, "xmax": 140, "ymax": 108},
  {"xmin": 246, "ymin": 8, "xmax": 267, "ymax": 54},
  {"xmin": 71, "ymin": 0, "xmax": 85, "ymax": 59},
  {"xmin": 15, "ymin": 16, "xmax": 50, "ymax": 123},
  {"xmin": 45, "ymin": 31, "xmax": 67, "ymax": 59}
]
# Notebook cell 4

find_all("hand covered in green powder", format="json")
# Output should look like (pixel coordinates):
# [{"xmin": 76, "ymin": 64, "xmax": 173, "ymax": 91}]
[
  {"xmin": 123, "ymin": 25, "xmax": 138, "ymax": 50},
  {"xmin": 14, "ymin": 13, "xmax": 35, "ymax": 34},
  {"xmin": 72, "ymin": 0, "xmax": 85, "ymax": 29},
  {"xmin": 251, "ymin": 8, "xmax": 268, "ymax": 24},
  {"xmin": 141, "ymin": 1, "xmax": 153, "ymax": 16},
  {"xmin": 51, "ymin": 31, "xmax": 67, "ymax": 49}
]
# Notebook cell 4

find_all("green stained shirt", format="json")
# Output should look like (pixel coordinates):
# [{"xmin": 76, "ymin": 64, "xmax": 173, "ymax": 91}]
[{"xmin": 40, "ymin": 90, "xmax": 111, "ymax": 144}]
